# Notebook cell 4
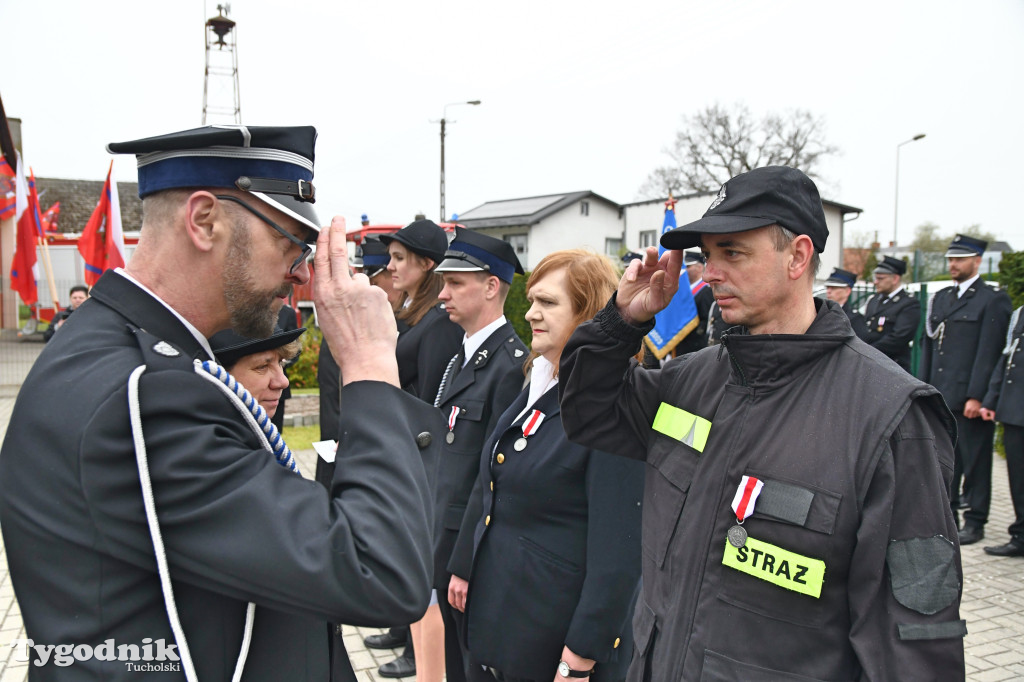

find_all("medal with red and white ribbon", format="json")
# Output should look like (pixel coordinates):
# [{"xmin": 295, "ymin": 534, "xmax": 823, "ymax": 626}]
[
  {"xmin": 514, "ymin": 410, "xmax": 545, "ymax": 451},
  {"xmin": 728, "ymin": 475, "xmax": 763, "ymax": 548},
  {"xmin": 446, "ymin": 405, "xmax": 461, "ymax": 444}
]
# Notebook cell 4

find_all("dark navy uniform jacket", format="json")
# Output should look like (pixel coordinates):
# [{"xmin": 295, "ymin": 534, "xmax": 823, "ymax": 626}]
[
  {"xmin": 920, "ymin": 279, "xmax": 1011, "ymax": 409},
  {"xmin": 863, "ymin": 289, "xmax": 920, "ymax": 372},
  {"xmin": 0, "ymin": 271, "xmax": 441, "ymax": 681},
  {"xmin": 984, "ymin": 307, "xmax": 1024, "ymax": 427},
  {"xmin": 453, "ymin": 385, "xmax": 643, "ymax": 681},
  {"xmin": 432, "ymin": 321, "xmax": 527, "ymax": 590}
]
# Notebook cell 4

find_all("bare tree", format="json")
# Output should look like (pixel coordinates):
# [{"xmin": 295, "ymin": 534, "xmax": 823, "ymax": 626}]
[{"xmin": 638, "ymin": 103, "xmax": 839, "ymax": 198}]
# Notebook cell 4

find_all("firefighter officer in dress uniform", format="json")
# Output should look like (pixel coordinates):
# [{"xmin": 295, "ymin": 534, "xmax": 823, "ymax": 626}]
[
  {"xmin": 863, "ymin": 256, "xmax": 921, "ymax": 373},
  {"xmin": 823, "ymin": 267, "xmax": 868, "ymax": 340},
  {"xmin": 920, "ymin": 234, "xmax": 1012, "ymax": 545},
  {"xmin": 431, "ymin": 227, "xmax": 528, "ymax": 682}
]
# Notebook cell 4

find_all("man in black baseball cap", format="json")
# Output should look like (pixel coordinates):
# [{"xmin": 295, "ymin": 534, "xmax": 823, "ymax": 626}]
[
  {"xmin": 558, "ymin": 165, "xmax": 964, "ymax": 679},
  {"xmin": 0, "ymin": 125, "xmax": 440, "ymax": 682}
]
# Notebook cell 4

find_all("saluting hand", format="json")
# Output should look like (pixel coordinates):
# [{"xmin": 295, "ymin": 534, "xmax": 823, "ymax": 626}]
[
  {"xmin": 616, "ymin": 246, "xmax": 683, "ymax": 324},
  {"xmin": 314, "ymin": 216, "xmax": 401, "ymax": 387}
]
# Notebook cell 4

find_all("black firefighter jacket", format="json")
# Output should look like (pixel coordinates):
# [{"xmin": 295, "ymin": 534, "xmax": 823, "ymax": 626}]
[
  {"xmin": 0, "ymin": 271, "xmax": 442, "ymax": 681},
  {"xmin": 983, "ymin": 306, "xmax": 1024, "ymax": 428},
  {"xmin": 559, "ymin": 297, "xmax": 964, "ymax": 682},
  {"xmin": 396, "ymin": 302, "xmax": 464, "ymax": 402},
  {"xmin": 863, "ymin": 289, "xmax": 920, "ymax": 373}
]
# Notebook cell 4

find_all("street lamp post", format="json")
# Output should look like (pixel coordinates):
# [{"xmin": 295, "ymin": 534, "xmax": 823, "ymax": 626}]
[
  {"xmin": 440, "ymin": 100, "xmax": 481, "ymax": 223},
  {"xmin": 893, "ymin": 133, "xmax": 926, "ymax": 247}
]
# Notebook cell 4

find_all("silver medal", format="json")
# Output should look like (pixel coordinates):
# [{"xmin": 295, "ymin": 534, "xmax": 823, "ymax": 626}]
[
  {"xmin": 513, "ymin": 437, "xmax": 528, "ymax": 451},
  {"xmin": 446, "ymin": 431, "xmax": 455, "ymax": 444},
  {"xmin": 727, "ymin": 524, "xmax": 747, "ymax": 548}
]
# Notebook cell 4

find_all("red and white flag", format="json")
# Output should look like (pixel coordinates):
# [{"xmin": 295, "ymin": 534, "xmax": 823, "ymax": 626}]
[
  {"xmin": 78, "ymin": 161, "xmax": 125, "ymax": 286},
  {"xmin": 10, "ymin": 153, "xmax": 42, "ymax": 306}
]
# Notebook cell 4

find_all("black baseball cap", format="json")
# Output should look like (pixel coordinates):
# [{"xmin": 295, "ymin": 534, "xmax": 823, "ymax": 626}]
[
  {"xmin": 661, "ymin": 166, "xmax": 828, "ymax": 253},
  {"xmin": 379, "ymin": 219, "xmax": 448, "ymax": 265}
]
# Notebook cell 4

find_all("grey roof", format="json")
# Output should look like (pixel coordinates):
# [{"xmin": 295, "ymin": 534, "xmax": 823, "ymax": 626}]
[
  {"xmin": 35, "ymin": 177, "xmax": 143, "ymax": 234},
  {"xmin": 457, "ymin": 190, "xmax": 619, "ymax": 229}
]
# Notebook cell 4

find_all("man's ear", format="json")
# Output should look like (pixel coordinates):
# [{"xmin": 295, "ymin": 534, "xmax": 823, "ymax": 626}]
[
  {"xmin": 183, "ymin": 191, "xmax": 223, "ymax": 254},
  {"xmin": 484, "ymin": 274, "xmax": 501, "ymax": 300},
  {"xmin": 788, "ymin": 234, "xmax": 815, "ymax": 281}
]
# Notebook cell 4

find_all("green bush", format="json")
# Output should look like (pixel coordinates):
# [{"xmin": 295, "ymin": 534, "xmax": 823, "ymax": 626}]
[
  {"xmin": 287, "ymin": 326, "xmax": 322, "ymax": 389},
  {"xmin": 999, "ymin": 251, "xmax": 1024, "ymax": 309},
  {"xmin": 504, "ymin": 271, "xmax": 533, "ymax": 347}
]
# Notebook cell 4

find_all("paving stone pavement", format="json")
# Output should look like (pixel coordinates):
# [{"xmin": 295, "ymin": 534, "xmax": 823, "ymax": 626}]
[{"xmin": 0, "ymin": 393, "xmax": 1021, "ymax": 679}]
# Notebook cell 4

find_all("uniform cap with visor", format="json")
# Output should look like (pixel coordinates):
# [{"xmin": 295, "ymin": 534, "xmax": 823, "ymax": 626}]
[
  {"xmin": 108, "ymin": 125, "xmax": 320, "ymax": 272},
  {"xmin": 944, "ymin": 234, "xmax": 987, "ymax": 258},
  {"xmin": 434, "ymin": 226, "xmax": 524, "ymax": 284},
  {"xmin": 824, "ymin": 268, "xmax": 857, "ymax": 288},
  {"xmin": 873, "ymin": 256, "xmax": 908, "ymax": 277}
]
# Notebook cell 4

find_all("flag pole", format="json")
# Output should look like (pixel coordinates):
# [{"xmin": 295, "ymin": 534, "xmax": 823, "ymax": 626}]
[{"xmin": 29, "ymin": 170, "xmax": 60, "ymax": 309}]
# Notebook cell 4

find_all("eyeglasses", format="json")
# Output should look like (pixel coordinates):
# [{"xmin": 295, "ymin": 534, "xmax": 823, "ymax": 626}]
[{"xmin": 216, "ymin": 195, "xmax": 312, "ymax": 273}]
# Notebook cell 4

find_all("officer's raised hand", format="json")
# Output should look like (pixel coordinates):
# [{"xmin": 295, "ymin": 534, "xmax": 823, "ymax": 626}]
[
  {"xmin": 616, "ymin": 246, "xmax": 683, "ymax": 324},
  {"xmin": 314, "ymin": 216, "xmax": 401, "ymax": 387}
]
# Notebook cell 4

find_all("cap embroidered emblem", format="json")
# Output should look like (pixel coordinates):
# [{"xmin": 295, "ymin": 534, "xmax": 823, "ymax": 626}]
[
  {"xmin": 708, "ymin": 184, "xmax": 727, "ymax": 211},
  {"xmin": 153, "ymin": 341, "xmax": 180, "ymax": 357}
]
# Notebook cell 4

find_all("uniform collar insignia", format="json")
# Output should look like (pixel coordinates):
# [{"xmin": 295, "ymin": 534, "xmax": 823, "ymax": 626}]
[{"xmin": 153, "ymin": 341, "xmax": 180, "ymax": 357}]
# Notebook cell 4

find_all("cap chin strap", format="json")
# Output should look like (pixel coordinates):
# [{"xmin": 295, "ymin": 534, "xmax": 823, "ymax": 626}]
[{"xmin": 127, "ymin": 361, "xmax": 301, "ymax": 682}]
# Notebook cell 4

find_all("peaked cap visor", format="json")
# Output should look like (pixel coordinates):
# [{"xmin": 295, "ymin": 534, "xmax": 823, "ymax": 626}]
[{"xmin": 210, "ymin": 327, "xmax": 306, "ymax": 368}]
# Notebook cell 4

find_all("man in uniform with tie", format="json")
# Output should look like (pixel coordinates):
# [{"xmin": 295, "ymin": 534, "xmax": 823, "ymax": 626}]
[
  {"xmin": 920, "ymin": 235, "xmax": 1012, "ymax": 545},
  {"xmin": 823, "ymin": 267, "xmax": 868, "ymax": 340},
  {"xmin": 432, "ymin": 227, "xmax": 528, "ymax": 682},
  {"xmin": 863, "ymin": 256, "xmax": 921, "ymax": 373}
]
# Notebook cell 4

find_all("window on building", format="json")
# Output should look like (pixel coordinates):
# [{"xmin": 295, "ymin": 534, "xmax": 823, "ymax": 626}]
[
  {"xmin": 640, "ymin": 230, "xmax": 657, "ymax": 248},
  {"xmin": 504, "ymin": 234, "xmax": 528, "ymax": 264},
  {"xmin": 605, "ymin": 238, "xmax": 623, "ymax": 258},
  {"xmin": 580, "ymin": 201, "xmax": 589, "ymax": 216}
]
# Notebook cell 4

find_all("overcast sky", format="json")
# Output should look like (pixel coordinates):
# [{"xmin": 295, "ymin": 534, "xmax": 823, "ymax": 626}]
[{"xmin": 3, "ymin": 0, "xmax": 1022, "ymax": 250}]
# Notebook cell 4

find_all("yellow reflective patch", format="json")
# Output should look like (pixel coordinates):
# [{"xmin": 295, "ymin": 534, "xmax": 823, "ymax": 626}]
[
  {"xmin": 652, "ymin": 403, "xmax": 711, "ymax": 453},
  {"xmin": 722, "ymin": 536, "xmax": 825, "ymax": 598}
]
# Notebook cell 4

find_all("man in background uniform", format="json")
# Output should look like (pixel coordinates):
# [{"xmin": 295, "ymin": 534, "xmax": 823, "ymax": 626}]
[
  {"xmin": 981, "ymin": 305, "xmax": 1024, "ymax": 557},
  {"xmin": 863, "ymin": 256, "xmax": 921, "ymax": 373},
  {"xmin": 823, "ymin": 267, "xmax": 868, "ymax": 340},
  {"xmin": 920, "ymin": 234, "xmax": 1011, "ymax": 545},
  {"xmin": 432, "ymin": 227, "xmax": 528, "ymax": 682}
]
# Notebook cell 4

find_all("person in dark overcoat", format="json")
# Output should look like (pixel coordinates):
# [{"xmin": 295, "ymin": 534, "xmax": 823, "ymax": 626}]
[
  {"xmin": 980, "ymin": 305, "xmax": 1024, "ymax": 557},
  {"xmin": 0, "ymin": 126, "xmax": 440, "ymax": 681},
  {"xmin": 675, "ymin": 251, "xmax": 715, "ymax": 354},
  {"xmin": 431, "ymin": 227, "xmax": 528, "ymax": 682},
  {"xmin": 378, "ymin": 219, "xmax": 463, "ymax": 679},
  {"xmin": 920, "ymin": 234, "xmax": 1012, "ymax": 545},
  {"xmin": 823, "ymin": 267, "xmax": 869, "ymax": 340},
  {"xmin": 863, "ymin": 256, "xmax": 920, "ymax": 372},
  {"xmin": 448, "ymin": 249, "xmax": 644, "ymax": 682}
]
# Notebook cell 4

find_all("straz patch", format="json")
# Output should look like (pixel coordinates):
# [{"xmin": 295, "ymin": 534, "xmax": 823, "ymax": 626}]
[
  {"xmin": 722, "ymin": 536, "xmax": 825, "ymax": 598},
  {"xmin": 652, "ymin": 403, "xmax": 711, "ymax": 453}
]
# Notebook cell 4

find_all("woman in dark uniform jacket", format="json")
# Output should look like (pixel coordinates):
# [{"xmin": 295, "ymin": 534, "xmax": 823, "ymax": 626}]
[
  {"xmin": 382, "ymin": 219, "xmax": 464, "ymax": 401},
  {"xmin": 448, "ymin": 249, "xmax": 644, "ymax": 682},
  {"xmin": 381, "ymin": 218, "xmax": 463, "ymax": 682}
]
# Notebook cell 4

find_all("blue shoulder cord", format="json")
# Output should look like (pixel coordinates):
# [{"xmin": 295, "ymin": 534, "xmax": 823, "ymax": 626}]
[{"xmin": 197, "ymin": 360, "xmax": 301, "ymax": 475}]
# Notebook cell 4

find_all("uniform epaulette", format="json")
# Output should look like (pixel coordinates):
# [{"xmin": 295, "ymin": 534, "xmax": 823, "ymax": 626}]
[
  {"xmin": 129, "ymin": 325, "xmax": 195, "ymax": 372},
  {"xmin": 502, "ymin": 335, "xmax": 527, "ymax": 361}
]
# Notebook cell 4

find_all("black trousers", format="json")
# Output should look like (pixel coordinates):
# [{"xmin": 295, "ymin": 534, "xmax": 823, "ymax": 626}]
[
  {"xmin": 953, "ymin": 412, "xmax": 995, "ymax": 528},
  {"xmin": 999, "ymin": 424, "xmax": 1024, "ymax": 542},
  {"xmin": 438, "ymin": 584, "xmax": 492, "ymax": 682}
]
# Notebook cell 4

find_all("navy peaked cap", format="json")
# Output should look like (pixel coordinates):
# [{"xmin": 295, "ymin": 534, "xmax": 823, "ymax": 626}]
[
  {"xmin": 874, "ymin": 256, "xmax": 907, "ymax": 276},
  {"xmin": 945, "ymin": 234, "xmax": 987, "ymax": 258},
  {"xmin": 662, "ymin": 166, "xmax": 828, "ymax": 253},
  {"xmin": 209, "ymin": 326, "xmax": 306, "ymax": 368},
  {"xmin": 360, "ymin": 236, "xmax": 391, "ymax": 277},
  {"xmin": 824, "ymin": 268, "xmax": 857, "ymax": 288},
  {"xmin": 107, "ymin": 125, "xmax": 320, "ymax": 232},
  {"xmin": 434, "ymin": 226, "xmax": 524, "ymax": 283}
]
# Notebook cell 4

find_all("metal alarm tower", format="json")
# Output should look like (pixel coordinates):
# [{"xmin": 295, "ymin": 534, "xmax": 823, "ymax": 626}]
[{"xmin": 202, "ymin": 4, "xmax": 241, "ymax": 124}]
